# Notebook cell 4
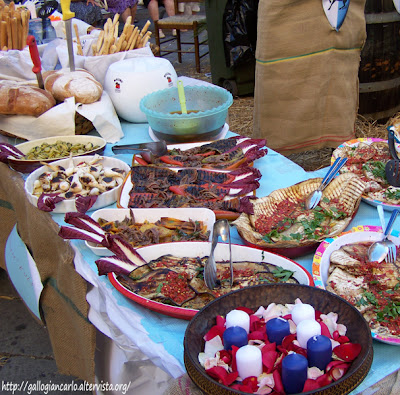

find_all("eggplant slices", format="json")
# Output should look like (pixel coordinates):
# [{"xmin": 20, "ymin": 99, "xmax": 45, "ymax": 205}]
[
  {"xmin": 326, "ymin": 242, "xmax": 400, "ymax": 341},
  {"xmin": 116, "ymin": 255, "xmax": 298, "ymax": 309}
]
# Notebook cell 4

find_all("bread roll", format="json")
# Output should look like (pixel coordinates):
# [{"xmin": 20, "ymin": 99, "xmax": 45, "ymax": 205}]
[
  {"xmin": 0, "ymin": 80, "xmax": 56, "ymax": 116},
  {"xmin": 43, "ymin": 69, "xmax": 103, "ymax": 104}
]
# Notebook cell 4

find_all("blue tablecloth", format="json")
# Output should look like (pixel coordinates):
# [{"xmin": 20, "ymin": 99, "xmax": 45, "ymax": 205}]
[{"xmin": 48, "ymin": 122, "xmax": 400, "ymax": 394}]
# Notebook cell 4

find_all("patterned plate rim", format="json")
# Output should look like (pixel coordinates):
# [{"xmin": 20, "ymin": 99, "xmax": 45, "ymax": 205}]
[{"xmin": 312, "ymin": 225, "xmax": 400, "ymax": 345}]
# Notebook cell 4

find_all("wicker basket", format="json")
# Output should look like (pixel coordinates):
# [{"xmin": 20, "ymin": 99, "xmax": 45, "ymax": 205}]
[{"xmin": 0, "ymin": 112, "xmax": 94, "ymax": 140}]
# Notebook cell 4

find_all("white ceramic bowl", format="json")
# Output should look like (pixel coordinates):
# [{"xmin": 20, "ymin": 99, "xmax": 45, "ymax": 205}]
[
  {"xmin": 25, "ymin": 155, "xmax": 131, "ymax": 213},
  {"xmin": 86, "ymin": 207, "xmax": 216, "ymax": 256},
  {"xmin": 8, "ymin": 135, "xmax": 106, "ymax": 173}
]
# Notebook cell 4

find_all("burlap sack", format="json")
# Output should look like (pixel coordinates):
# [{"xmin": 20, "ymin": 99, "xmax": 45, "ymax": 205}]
[
  {"xmin": 0, "ymin": 162, "xmax": 95, "ymax": 382},
  {"xmin": 253, "ymin": 0, "xmax": 367, "ymax": 155}
]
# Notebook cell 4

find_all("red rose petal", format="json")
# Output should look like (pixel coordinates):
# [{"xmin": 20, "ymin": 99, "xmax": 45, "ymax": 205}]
[
  {"xmin": 303, "ymin": 379, "xmax": 321, "ymax": 392},
  {"xmin": 272, "ymin": 369, "xmax": 284, "ymax": 394},
  {"xmin": 262, "ymin": 350, "xmax": 278, "ymax": 373},
  {"xmin": 250, "ymin": 314, "xmax": 261, "ymax": 332},
  {"xmin": 328, "ymin": 363, "xmax": 350, "ymax": 381},
  {"xmin": 333, "ymin": 343, "xmax": 362, "ymax": 362},
  {"xmin": 216, "ymin": 315, "xmax": 225, "ymax": 328},
  {"xmin": 320, "ymin": 321, "xmax": 333, "ymax": 339},
  {"xmin": 316, "ymin": 373, "xmax": 333, "ymax": 387},
  {"xmin": 248, "ymin": 330, "xmax": 267, "ymax": 342},
  {"xmin": 206, "ymin": 366, "xmax": 238, "ymax": 386},
  {"xmin": 238, "ymin": 384, "xmax": 254, "ymax": 393},
  {"xmin": 204, "ymin": 325, "xmax": 225, "ymax": 341},
  {"xmin": 315, "ymin": 310, "xmax": 323, "ymax": 320},
  {"xmin": 338, "ymin": 335, "xmax": 350, "ymax": 344},
  {"xmin": 282, "ymin": 314, "xmax": 291, "ymax": 320},
  {"xmin": 231, "ymin": 345, "xmax": 239, "ymax": 372},
  {"xmin": 219, "ymin": 350, "xmax": 232, "ymax": 365},
  {"xmin": 333, "ymin": 330, "xmax": 340, "ymax": 341},
  {"xmin": 237, "ymin": 306, "xmax": 254, "ymax": 315},
  {"xmin": 261, "ymin": 343, "xmax": 277, "ymax": 353},
  {"xmin": 243, "ymin": 376, "xmax": 259, "ymax": 392},
  {"xmin": 253, "ymin": 319, "xmax": 266, "ymax": 333}
]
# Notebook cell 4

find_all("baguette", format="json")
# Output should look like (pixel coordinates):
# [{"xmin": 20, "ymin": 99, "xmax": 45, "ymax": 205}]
[{"xmin": 0, "ymin": 80, "xmax": 56, "ymax": 116}]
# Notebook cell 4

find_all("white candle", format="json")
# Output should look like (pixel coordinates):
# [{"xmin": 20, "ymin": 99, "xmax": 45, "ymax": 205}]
[
  {"xmin": 296, "ymin": 319, "xmax": 321, "ymax": 349},
  {"xmin": 291, "ymin": 303, "xmax": 315, "ymax": 325},
  {"xmin": 225, "ymin": 309, "xmax": 250, "ymax": 334},
  {"xmin": 236, "ymin": 345, "xmax": 263, "ymax": 379}
]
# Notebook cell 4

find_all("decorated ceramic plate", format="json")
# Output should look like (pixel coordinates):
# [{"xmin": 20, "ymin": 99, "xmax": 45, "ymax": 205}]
[
  {"xmin": 332, "ymin": 138, "xmax": 400, "ymax": 211},
  {"xmin": 312, "ymin": 225, "xmax": 400, "ymax": 346},
  {"xmin": 108, "ymin": 242, "xmax": 314, "ymax": 320}
]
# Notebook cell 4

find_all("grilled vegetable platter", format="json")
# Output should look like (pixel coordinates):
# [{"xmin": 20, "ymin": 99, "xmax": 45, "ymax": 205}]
[
  {"xmin": 332, "ymin": 138, "xmax": 400, "ymax": 210},
  {"xmin": 102, "ymin": 242, "xmax": 313, "ymax": 320},
  {"xmin": 83, "ymin": 207, "xmax": 216, "ymax": 256},
  {"xmin": 118, "ymin": 136, "xmax": 268, "ymax": 220},
  {"xmin": 313, "ymin": 226, "xmax": 400, "ymax": 345},
  {"xmin": 232, "ymin": 173, "xmax": 367, "ymax": 257}
]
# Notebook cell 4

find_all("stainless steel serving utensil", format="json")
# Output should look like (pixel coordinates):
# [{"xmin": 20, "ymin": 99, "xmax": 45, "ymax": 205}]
[
  {"xmin": 112, "ymin": 141, "xmax": 168, "ymax": 156},
  {"xmin": 368, "ymin": 208, "xmax": 399, "ymax": 263},
  {"xmin": 305, "ymin": 156, "xmax": 348, "ymax": 210},
  {"xmin": 204, "ymin": 219, "xmax": 233, "ymax": 290}
]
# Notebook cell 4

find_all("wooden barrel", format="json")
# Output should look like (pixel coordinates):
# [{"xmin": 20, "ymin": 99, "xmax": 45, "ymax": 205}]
[{"xmin": 358, "ymin": 0, "xmax": 400, "ymax": 121}]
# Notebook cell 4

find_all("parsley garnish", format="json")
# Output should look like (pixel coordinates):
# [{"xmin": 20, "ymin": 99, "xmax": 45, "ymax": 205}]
[{"xmin": 272, "ymin": 266, "xmax": 295, "ymax": 282}]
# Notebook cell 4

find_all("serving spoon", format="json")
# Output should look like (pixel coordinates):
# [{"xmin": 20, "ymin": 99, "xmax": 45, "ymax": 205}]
[{"xmin": 204, "ymin": 219, "xmax": 233, "ymax": 290}]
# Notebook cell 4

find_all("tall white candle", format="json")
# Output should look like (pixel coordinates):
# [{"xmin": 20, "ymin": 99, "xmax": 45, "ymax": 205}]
[
  {"xmin": 291, "ymin": 303, "xmax": 315, "ymax": 325},
  {"xmin": 296, "ymin": 319, "xmax": 321, "ymax": 349},
  {"xmin": 236, "ymin": 345, "xmax": 263, "ymax": 379},
  {"xmin": 225, "ymin": 309, "xmax": 250, "ymax": 334}
]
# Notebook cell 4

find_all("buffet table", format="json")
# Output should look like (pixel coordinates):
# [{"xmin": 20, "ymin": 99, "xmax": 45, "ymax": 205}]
[{"xmin": 2, "ymin": 121, "xmax": 400, "ymax": 394}]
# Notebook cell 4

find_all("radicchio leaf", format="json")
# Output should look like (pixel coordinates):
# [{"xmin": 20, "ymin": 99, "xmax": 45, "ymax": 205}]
[
  {"xmin": 64, "ymin": 212, "xmax": 105, "ymax": 236},
  {"xmin": 58, "ymin": 226, "xmax": 104, "ymax": 244},
  {"xmin": 75, "ymin": 195, "xmax": 98, "ymax": 214},
  {"xmin": 104, "ymin": 234, "xmax": 147, "ymax": 266},
  {"xmin": 95, "ymin": 256, "xmax": 138, "ymax": 276},
  {"xmin": 37, "ymin": 193, "xmax": 65, "ymax": 212},
  {"xmin": 239, "ymin": 196, "xmax": 256, "ymax": 214},
  {"xmin": 0, "ymin": 143, "xmax": 24, "ymax": 163}
]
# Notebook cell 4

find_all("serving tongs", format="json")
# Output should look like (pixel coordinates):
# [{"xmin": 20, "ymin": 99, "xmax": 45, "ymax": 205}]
[
  {"xmin": 112, "ymin": 141, "xmax": 168, "ymax": 163},
  {"xmin": 204, "ymin": 219, "xmax": 233, "ymax": 290},
  {"xmin": 385, "ymin": 128, "xmax": 400, "ymax": 187}
]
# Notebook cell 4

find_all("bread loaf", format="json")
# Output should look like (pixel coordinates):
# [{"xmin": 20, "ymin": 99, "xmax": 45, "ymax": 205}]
[
  {"xmin": 43, "ymin": 69, "xmax": 103, "ymax": 104},
  {"xmin": 0, "ymin": 80, "xmax": 56, "ymax": 116}
]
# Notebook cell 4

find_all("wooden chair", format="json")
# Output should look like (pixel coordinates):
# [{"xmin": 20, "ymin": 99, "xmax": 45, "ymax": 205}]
[{"xmin": 154, "ymin": 0, "xmax": 208, "ymax": 73}]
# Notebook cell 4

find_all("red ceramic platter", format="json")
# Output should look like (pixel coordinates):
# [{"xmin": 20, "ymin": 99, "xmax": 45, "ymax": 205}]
[{"xmin": 108, "ymin": 241, "xmax": 314, "ymax": 320}]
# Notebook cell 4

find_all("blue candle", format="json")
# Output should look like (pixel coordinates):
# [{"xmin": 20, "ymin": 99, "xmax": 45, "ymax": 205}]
[
  {"xmin": 266, "ymin": 317, "xmax": 291, "ymax": 345},
  {"xmin": 223, "ymin": 326, "xmax": 248, "ymax": 351},
  {"xmin": 307, "ymin": 335, "xmax": 332, "ymax": 370},
  {"xmin": 282, "ymin": 353, "xmax": 308, "ymax": 394}
]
